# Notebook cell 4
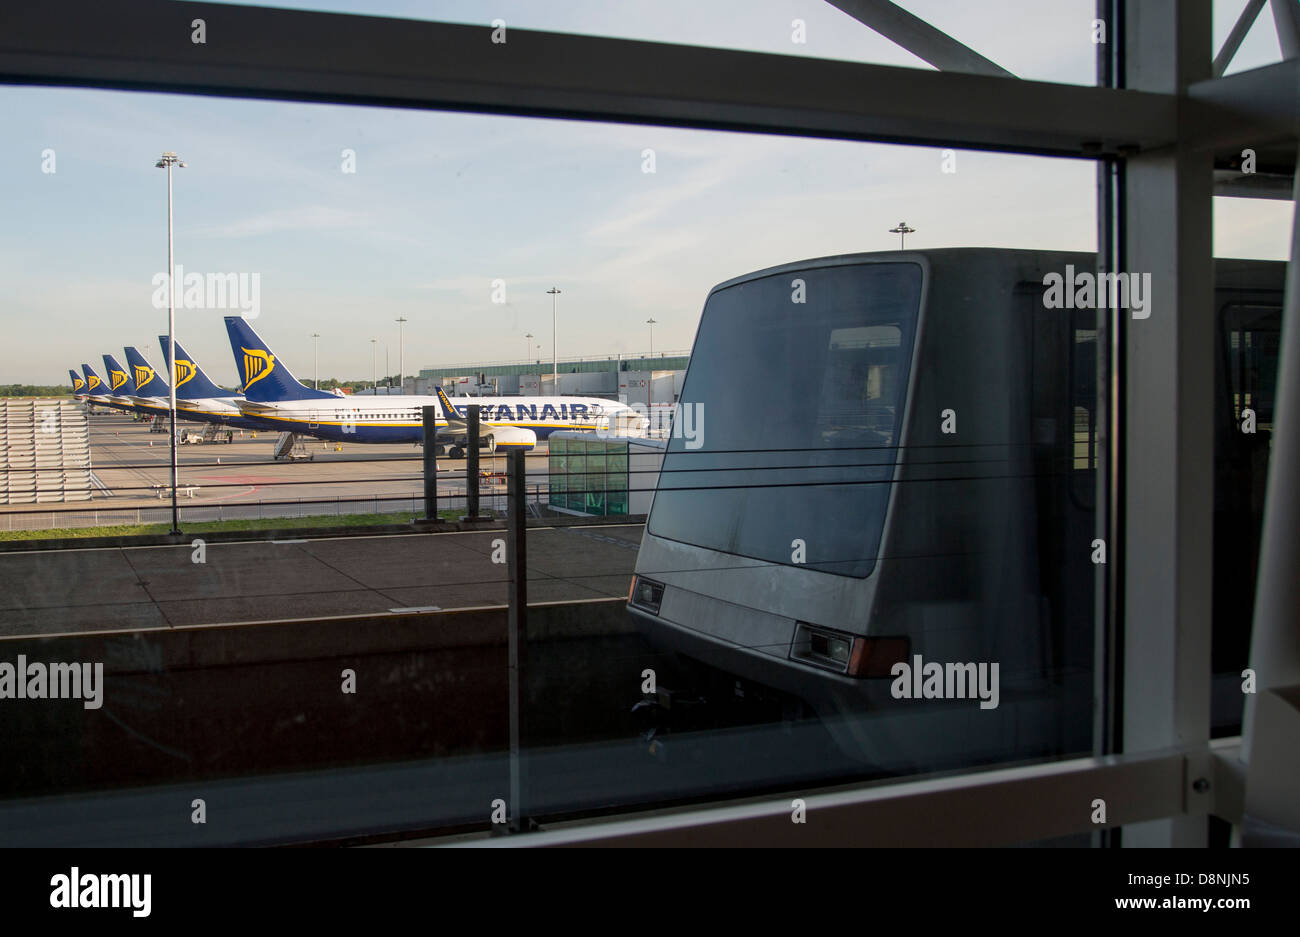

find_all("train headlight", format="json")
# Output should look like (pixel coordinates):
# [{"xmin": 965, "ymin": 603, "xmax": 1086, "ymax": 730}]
[
  {"xmin": 629, "ymin": 576, "xmax": 665, "ymax": 615},
  {"xmin": 792, "ymin": 622, "xmax": 909, "ymax": 677},
  {"xmin": 792, "ymin": 622, "xmax": 855, "ymax": 673}
]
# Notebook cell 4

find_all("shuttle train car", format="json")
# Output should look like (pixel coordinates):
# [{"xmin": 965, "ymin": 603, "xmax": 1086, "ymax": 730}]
[{"xmin": 627, "ymin": 248, "xmax": 1282, "ymax": 774}]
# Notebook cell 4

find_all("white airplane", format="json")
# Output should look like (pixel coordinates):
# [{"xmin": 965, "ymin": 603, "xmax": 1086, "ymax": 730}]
[{"xmin": 224, "ymin": 315, "xmax": 649, "ymax": 452}]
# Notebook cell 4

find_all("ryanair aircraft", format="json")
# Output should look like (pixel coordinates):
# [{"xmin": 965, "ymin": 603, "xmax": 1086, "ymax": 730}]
[
  {"xmin": 224, "ymin": 315, "xmax": 648, "ymax": 452},
  {"xmin": 84, "ymin": 359, "xmax": 148, "ymax": 416},
  {"xmin": 121, "ymin": 346, "xmax": 174, "ymax": 418},
  {"xmin": 157, "ymin": 335, "xmax": 274, "ymax": 432},
  {"xmin": 101, "ymin": 353, "xmax": 139, "ymax": 411},
  {"xmin": 79, "ymin": 363, "xmax": 112, "ymax": 406},
  {"xmin": 68, "ymin": 369, "xmax": 87, "ymax": 399}
]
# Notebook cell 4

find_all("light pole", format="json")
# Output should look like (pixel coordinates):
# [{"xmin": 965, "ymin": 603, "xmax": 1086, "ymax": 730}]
[
  {"xmin": 385, "ymin": 346, "xmax": 390, "ymax": 394},
  {"xmin": 524, "ymin": 332, "xmax": 533, "ymax": 363},
  {"xmin": 370, "ymin": 338, "xmax": 377, "ymax": 394},
  {"xmin": 645, "ymin": 317, "xmax": 657, "ymax": 409},
  {"xmin": 889, "ymin": 221, "xmax": 916, "ymax": 249},
  {"xmin": 155, "ymin": 151, "xmax": 185, "ymax": 535},
  {"xmin": 395, "ymin": 317, "xmax": 408, "ymax": 395},
  {"xmin": 311, "ymin": 332, "xmax": 321, "ymax": 389},
  {"xmin": 547, "ymin": 287, "xmax": 561, "ymax": 395}
]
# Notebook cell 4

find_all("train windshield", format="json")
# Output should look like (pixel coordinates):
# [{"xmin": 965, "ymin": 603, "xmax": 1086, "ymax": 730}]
[{"xmin": 648, "ymin": 262, "xmax": 922, "ymax": 577}]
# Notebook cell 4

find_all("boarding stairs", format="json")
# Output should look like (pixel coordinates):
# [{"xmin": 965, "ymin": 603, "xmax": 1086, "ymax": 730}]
[{"xmin": 272, "ymin": 432, "xmax": 313, "ymax": 462}]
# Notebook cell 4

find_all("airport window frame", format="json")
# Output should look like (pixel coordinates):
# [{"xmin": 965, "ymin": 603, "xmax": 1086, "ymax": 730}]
[{"xmin": 1, "ymin": 0, "xmax": 1296, "ymax": 847}]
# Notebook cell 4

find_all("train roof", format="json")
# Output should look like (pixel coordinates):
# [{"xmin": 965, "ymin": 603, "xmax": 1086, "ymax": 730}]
[{"xmin": 707, "ymin": 247, "xmax": 1283, "ymax": 297}]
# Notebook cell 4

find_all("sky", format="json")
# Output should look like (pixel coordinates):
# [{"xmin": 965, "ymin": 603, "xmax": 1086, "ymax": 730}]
[{"xmin": 0, "ymin": 0, "xmax": 1292, "ymax": 385}]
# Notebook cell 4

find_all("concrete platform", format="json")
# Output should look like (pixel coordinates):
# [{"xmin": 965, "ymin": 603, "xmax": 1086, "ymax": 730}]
[{"xmin": 0, "ymin": 523, "xmax": 643, "ymax": 636}]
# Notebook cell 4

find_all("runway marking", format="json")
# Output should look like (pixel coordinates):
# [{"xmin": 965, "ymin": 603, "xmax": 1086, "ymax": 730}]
[
  {"xmin": 188, "ymin": 474, "xmax": 281, "ymax": 501},
  {"xmin": 194, "ymin": 475, "xmax": 281, "ymax": 484}
]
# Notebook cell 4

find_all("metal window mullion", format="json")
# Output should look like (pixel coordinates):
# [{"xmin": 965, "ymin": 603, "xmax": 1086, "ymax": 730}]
[{"xmin": 1120, "ymin": 0, "xmax": 1214, "ymax": 848}]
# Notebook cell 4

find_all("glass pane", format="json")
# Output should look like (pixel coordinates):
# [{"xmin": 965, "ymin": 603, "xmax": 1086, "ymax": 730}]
[
  {"xmin": 0, "ymin": 78, "xmax": 1101, "ymax": 844},
  {"xmin": 1214, "ymin": 0, "xmax": 1287, "ymax": 77}
]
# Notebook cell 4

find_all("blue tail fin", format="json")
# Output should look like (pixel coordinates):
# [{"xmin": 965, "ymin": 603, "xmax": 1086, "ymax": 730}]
[
  {"xmin": 102, "ymin": 354, "xmax": 134, "ymax": 395},
  {"xmin": 69, "ymin": 369, "xmax": 86, "ymax": 395},
  {"xmin": 122, "ymin": 347, "xmax": 170, "ymax": 396},
  {"xmin": 158, "ymin": 336, "xmax": 231, "ymax": 400},
  {"xmin": 80, "ymin": 364, "xmax": 106, "ymax": 395},
  {"xmin": 434, "ymin": 385, "xmax": 464, "ymax": 422},
  {"xmin": 223, "ymin": 316, "xmax": 335, "ymax": 402}
]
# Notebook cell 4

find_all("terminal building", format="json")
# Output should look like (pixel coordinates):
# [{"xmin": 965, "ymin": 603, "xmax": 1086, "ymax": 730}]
[{"xmin": 413, "ymin": 351, "xmax": 689, "ymax": 403}]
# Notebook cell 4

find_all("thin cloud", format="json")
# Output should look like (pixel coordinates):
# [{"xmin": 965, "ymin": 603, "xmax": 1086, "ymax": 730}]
[{"xmin": 194, "ymin": 205, "xmax": 367, "ymax": 238}]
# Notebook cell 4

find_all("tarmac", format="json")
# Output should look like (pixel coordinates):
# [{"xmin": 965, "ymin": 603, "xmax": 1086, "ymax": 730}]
[
  {"xmin": 0, "ymin": 523, "xmax": 643, "ymax": 637},
  {"xmin": 0, "ymin": 410, "xmax": 553, "ymax": 531}
]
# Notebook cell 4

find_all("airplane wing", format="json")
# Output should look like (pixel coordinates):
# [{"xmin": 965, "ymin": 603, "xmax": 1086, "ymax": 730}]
[{"xmin": 233, "ymin": 399, "xmax": 280, "ymax": 415}]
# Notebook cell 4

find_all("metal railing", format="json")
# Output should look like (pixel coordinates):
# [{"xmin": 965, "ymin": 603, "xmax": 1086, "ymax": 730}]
[{"xmin": 0, "ymin": 485, "xmax": 549, "ymax": 532}]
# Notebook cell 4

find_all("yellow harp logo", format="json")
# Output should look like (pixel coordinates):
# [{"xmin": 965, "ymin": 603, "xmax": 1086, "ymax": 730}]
[
  {"xmin": 87, "ymin": 375, "xmax": 101, "ymax": 390},
  {"xmin": 134, "ymin": 365, "xmax": 155, "ymax": 387},
  {"xmin": 73, "ymin": 377, "xmax": 85, "ymax": 391},
  {"xmin": 174, "ymin": 359, "xmax": 196, "ymax": 388},
  {"xmin": 241, "ymin": 347, "xmax": 275, "ymax": 390},
  {"xmin": 109, "ymin": 369, "xmax": 128, "ymax": 391}
]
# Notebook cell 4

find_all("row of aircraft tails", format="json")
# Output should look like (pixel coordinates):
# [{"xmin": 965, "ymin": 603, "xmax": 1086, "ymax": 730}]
[{"xmin": 69, "ymin": 316, "xmax": 648, "ymax": 454}]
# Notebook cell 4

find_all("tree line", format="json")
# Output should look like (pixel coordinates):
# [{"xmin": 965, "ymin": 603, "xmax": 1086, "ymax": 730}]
[
  {"xmin": 0, "ymin": 384, "xmax": 73, "ymax": 397},
  {"xmin": 0, "ymin": 375, "xmax": 404, "ymax": 398}
]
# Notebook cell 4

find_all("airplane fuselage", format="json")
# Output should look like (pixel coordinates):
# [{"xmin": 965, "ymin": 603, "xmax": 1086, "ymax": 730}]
[{"xmin": 238, "ymin": 394, "xmax": 641, "ymax": 444}]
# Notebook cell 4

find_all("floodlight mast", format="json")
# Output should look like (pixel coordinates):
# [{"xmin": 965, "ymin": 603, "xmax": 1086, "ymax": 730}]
[
  {"xmin": 889, "ymin": 221, "xmax": 916, "ymax": 249},
  {"xmin": 548, "ymin": 288, "xmax": 561, "ymax": 394},
  {"xmin": 155, "ymin": 151, "xmax": 185, "ymax": 534},
  {"xmin": 645, "ymin": 317, "xmax": 657, "ymax": 410}
]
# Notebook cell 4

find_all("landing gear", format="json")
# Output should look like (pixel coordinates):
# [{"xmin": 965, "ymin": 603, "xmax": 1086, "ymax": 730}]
[{"xmin": 448, "ymin": 445, "xmax": 465, "ymax": 460}]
